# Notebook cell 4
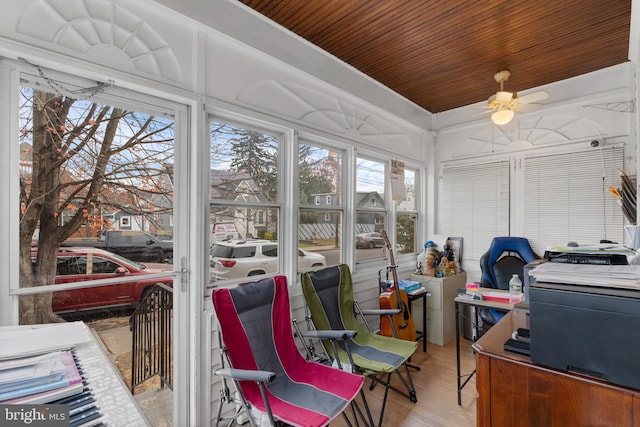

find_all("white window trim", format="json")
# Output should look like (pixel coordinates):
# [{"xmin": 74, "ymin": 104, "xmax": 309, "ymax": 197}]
[
  {"xmin": 208, "ymin": 113, "xmax": 289, "ymax": 282},
  {"xmin": 395, "ymin": 166, "xmax": 420, "ymax": 257}
]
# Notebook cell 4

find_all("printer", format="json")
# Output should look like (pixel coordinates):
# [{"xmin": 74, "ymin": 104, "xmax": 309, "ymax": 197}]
[{"xmin": 529, "ymin": 281, "xmax": 640, "ymax": 391}]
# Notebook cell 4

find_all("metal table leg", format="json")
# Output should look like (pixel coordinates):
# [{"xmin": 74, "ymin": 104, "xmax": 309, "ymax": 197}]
[{"xmin": 456, "ymin": 300, "xmax": 477, "ymax": 405}]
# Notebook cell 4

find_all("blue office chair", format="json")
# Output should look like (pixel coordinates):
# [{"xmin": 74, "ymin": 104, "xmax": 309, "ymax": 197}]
[{"xmin": 479, "ymin": 237, "xmax": 539, "ymax": 326}]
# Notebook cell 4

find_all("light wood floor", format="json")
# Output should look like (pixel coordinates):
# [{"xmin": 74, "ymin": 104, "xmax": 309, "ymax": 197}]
[{"xmin": 332, "ymin": 337, "xmax": 478, "ymax": 427}]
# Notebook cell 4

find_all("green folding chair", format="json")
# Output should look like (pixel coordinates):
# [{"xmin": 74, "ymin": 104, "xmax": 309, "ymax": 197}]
[{"xmin": 301, "ymin": 264, "xmax": 417, "ymax": 427}]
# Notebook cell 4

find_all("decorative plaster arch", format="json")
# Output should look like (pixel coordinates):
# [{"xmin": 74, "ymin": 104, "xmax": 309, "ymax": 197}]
[
  {"xmin": 452, "ymin": 115, "xmax": 607, "ymax": 158},
  {"xmin": 237, "ymin": 80, "xmax": 410, "ymax": 146},
  {"xmin": 16, "ymin": 0, "xmax": 182, "ymax": 81}
]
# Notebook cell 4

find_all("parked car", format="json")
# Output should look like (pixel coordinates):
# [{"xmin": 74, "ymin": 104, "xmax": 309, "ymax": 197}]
[
  {"xmin": 355, "ymin": 232, "xmax": 385, "ymax": 249},
  {"xmin": 61, "ymin": 230, "xmax": 173, "ymax": 263},
  {"xmin": 32, "ymin": 247, "xmax": 173, "ymax": 314},
  {"xmin": 210, "ymin": 239, "xmax": 326, "ymax": 281}
]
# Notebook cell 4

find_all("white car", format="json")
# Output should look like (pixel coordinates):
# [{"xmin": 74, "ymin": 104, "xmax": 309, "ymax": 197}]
[{"xmin": 210, "ymin": 239, "xmax": 327, "ymax": 281}]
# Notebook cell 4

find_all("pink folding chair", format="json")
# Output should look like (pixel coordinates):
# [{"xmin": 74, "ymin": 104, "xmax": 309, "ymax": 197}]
[{"xmin": 212, "ymin": 275, "xmax": 369, "ymax": 427}]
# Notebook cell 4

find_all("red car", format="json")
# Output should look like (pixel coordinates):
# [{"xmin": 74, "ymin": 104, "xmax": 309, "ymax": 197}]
[{"xmin": 33, "ymin": 247, "xmax": 173, "ymax": 314}]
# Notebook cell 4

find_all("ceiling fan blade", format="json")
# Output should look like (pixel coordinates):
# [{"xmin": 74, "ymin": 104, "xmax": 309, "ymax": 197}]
[
  {"xmin": 518, "ymin": 90, "xmax": 549, "ymax": 104},
  {"xmin": 516, "ymin": 103, "xmax": 539, "ymax": 112}
]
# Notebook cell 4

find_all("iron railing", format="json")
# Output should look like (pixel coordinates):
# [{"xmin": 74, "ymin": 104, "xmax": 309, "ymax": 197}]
[{"xmin": 130, "ymin": 283, "xmax": 173, "ymax": 393}]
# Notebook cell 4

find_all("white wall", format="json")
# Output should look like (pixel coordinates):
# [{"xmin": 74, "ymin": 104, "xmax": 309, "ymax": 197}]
[{"xmin": 432, "ymin": 63, "xmax": 636, "ymax": 282}]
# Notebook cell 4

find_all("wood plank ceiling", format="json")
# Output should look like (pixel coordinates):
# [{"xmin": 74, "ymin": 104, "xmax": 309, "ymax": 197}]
[{"xmin": 239, "ymin": 0, "xmax": 632, "ymax": 113}]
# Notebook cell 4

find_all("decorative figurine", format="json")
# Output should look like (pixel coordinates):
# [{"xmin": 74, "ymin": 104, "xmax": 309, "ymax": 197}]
[
  {"xmin": 442, "ymin": 243, "xmax": 454, "ymax": 261},
  {"xmin": 439, "ymin": 256, "xmax": 450, "ymax": 277},
  {"xmin": 423, "ymin": 254, "xmax": 436, "ymax": 276},
  {"xmin": 449, "ymin": 260, "xmax": 457, "ymax": 275}
]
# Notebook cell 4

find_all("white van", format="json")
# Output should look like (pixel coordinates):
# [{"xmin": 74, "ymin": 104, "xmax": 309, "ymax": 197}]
[{"xmin": 211, "ymin": 222, "xmax": 239, "ymax": 242}]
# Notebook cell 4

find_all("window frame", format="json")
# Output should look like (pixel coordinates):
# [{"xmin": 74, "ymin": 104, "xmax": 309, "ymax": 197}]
[
  {"xmin": 297, "ymin": 136, "xmax": 348, "ymax": 271},
  {"xmin": 208, "ymin": 114, "xmax": 286, "ymax": 285},
  {"xmin": 2, "ymin": 60, "xmax": 192, "ymax": 426},
  {"xmin": 355, "ymin": 154, "xmax": 389, "ymax": 267},
  {"xmin": 395, "ymin": 165, "xmax": 420, "ymax": 259},
  {"xmin": 11, "ymin": 68, "xmax": 180, "ymax": 298}
]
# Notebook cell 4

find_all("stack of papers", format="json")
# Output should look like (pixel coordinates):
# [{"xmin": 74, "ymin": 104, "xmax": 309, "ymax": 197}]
[
  {"xmin": 0, "ymin": 351, "xmax": 83, "ymax": 404},
  {"xmin": 0, "ymin": 322, "xmax": 93, "ymax": 360},
  {"xmin": 407, "ymin": 286, "xmax": 427, "ymax": 296},
  {"xmin": 530, "ymin": 263, "xmax": 640, "ymax": 290}
]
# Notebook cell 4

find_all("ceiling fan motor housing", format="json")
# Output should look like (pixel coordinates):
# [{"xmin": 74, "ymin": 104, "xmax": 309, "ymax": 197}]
[{"xmin": 494, "ymin": 70, "xmax": 511, "ymax": 84}]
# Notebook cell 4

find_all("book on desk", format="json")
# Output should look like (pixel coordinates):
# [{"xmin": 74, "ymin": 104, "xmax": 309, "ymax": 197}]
[
  {"xmin": 1, "ymin": 322, "xmax": 150, "ymax": 426},
  {"xmin": 0, "ymin": 350, "xmax": 83, "ymax": 403},
  {"xmin": 456, "ymin": 287, "xmax": 521, "ymax": 303},
  {"xmin": 0, "ymin": 347, "xmax": 106, "ymax": 426}
]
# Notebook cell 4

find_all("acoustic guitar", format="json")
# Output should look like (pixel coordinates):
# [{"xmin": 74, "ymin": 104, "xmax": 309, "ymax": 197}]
[{"xmin": 379, "ymin": 230, "xmax": 417, "ymax": 342}]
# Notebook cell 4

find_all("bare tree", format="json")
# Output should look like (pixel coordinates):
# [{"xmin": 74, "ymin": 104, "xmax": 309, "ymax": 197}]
[{"xmin": 19, "ymin": 87, "xmax": 174, "ymax": 324}]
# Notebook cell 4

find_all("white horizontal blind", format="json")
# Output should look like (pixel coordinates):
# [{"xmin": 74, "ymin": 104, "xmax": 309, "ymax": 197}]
[
  {"xmin": 438, "ymin": 160, "xmax": 510, "ymax": 263},
  {"xmin": 523, "ymin": 146, "xmax": 624, "ymax": 255}
]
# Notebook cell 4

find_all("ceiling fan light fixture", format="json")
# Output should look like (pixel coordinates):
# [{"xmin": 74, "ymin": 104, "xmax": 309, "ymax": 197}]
[{"xmin": 491, "ymin": 108, "xmax": 514, "ymax": 125}]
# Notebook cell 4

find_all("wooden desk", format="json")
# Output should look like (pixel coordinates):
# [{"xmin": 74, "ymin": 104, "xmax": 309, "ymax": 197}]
[{"xmin": 472, "ymin": 309, "xmax": 640, "ymax": 427}]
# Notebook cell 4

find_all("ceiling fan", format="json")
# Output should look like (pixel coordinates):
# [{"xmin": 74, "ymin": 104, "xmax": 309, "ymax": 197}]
[{"xmin": 487, "ymin": 70, "xmax": 549, "ymax": 125}]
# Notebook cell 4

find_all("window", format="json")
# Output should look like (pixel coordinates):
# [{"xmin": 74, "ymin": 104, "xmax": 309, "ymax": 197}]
[
  {"xmin": 523, "ymin": 147, "xmax": 624, "ymax": 255},
  {"xmin": 12, "ymin": 64, "xmax": 181, "ymax": 425},
  {"xmin": 128, "ymin": 232, "xmax": 152, "ymax": 245},
  {"xmin": 356, "ymin": 157, "xmax": 387, "ymax": 263},
  {"xmin": 438, "ymin": 160, "xmax": 510, "ymax": 265},
  {"xmin": 210, "ymin": 121, "xmax": 280, "ymax": 283},
  {"xmin": 18, "ymin": 82, "xmax": 175, "ymax": 323},
  {"xmin": 262, "ymin": 245, "xmax": 278, "ymax": 257},
  {"xmin": 56, "ymin": 256, "xmax": 87, "ymax": 276},
  {"xmin": 298, "ymin": 142, "xmax": 342, "ymax": 271},
  {"xmin": 396, "ymin": 168, "xmax": 418, "ymax": 255},
  {"xmin": 91, "ymin": 257, "xmax": 121, "ymax": 274}
]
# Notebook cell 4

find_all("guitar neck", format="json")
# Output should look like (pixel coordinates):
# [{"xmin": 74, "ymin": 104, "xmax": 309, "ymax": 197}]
[{"xmin": 380, "ymin": 230, "xmax": 400, "ymax": 289}]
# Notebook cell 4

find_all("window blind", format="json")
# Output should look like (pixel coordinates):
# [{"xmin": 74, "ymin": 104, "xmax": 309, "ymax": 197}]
[
  {"xmin": 438, "ymin": 160, "xmax": 510, "ymax": 263},
  {"xmin": 523, "ymin": 146, "xmax": 624, "ymax": 255}
]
